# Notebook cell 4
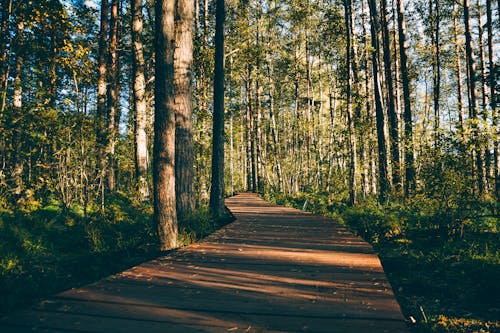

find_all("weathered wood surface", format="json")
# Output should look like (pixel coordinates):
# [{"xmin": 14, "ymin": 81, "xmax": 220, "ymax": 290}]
[{"xmin": 0, "ymin": 193, "xmax": 409, "ymax": 332}]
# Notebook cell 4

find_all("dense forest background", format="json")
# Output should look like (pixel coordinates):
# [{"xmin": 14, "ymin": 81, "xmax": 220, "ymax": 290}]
[{"xmin": 0, "ymin": 0, "xmax": 499, "ymax": 332}]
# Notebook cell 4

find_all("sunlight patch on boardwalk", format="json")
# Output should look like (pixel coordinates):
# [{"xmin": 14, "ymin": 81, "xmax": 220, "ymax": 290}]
[{"xmin": 0, "ymin": 192, "xmax": 409, "ymax": 332}]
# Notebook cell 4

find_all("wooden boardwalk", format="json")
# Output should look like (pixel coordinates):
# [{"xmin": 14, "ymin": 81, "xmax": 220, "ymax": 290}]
[{"xmin": 0, "ymin": 193, "xmax": 409, "ymax": 332}]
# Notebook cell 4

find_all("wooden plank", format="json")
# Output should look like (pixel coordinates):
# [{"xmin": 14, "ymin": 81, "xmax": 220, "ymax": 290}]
[{"xmin": 0, "ymin": 193, "xmax": 409, "ymax": 332}]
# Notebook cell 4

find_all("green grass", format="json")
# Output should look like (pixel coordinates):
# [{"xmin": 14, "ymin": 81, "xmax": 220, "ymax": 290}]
[
  {"xmin": 265, "ymin": 191, "xmax": 500, "ymax": 333},
  {"xmin": 0, "ymin": 192, "xmax": 232, "ymax": 315}
]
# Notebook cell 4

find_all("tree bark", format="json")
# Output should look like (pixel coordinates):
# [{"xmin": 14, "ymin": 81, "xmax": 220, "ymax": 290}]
[
  {"xmin": 132, "ymin": 0, "xmax": 149, "ymax": 200},
  {"xmin": 362, "ymin": 0, "xmax": 375, "ymax": 196},
  {"xmin": 209, "ymin": 0, "xmax": 225, "ymax": 218},
  {"xmin": 486, "ymin": 0, "xmax": 499, "ymax": 198},
  {"xmin": 255, "ymin": 27, "xmax": 263, "ymax": 192},
  {"xmin": 380, "ymin": 0, "xmax": 400, "ymax": 192},
  {"xmin": 0, "ymin": 0, "xmax": 12, "ymax": 114},
  {"xmin": 267, "ymin": 56, "xmax": 283, "ymax": 192},
  {"xmin": 174, "ymin": 0, "xmax": 195, "ymax": 219},
  {"xmin": 96, "ymin": 0, "xmax": 108, "ymax": 204},
  {"xmin": 245, "ymin": 70, "xmax": 253, "ymax": 191},
  {"xmin": 106, "ymin": 0, "xmax": 119, "ymax": 192},
  {"xmin": 344, "ymin": 0, "xmax": 358, "ymax": 205},
  {"xmin": 431, "ymin": 0, "xmax": 441, "ymax": 149},
  {"xmin": 397, "ymin": 0, "xmax": 415, "ymax": 196},
  {"xmin": 368, "ymin": 0, "xmax": 390, "ymax": 201},
  {"xmin": 453, "ymin": 4, "xmax": 466, "ymax": 143},
  {"xmin": 463, "ymin": 0, "xmax": 483, "ymax": 194},
  {"xmin": 154, "ymin": 0, "xmax": 178, "ymax": 250},
  {"xmin": 477, "ymin": 0, "xmax": 490, "ymax": 191},
  {"xmin": 11, "ymin": 20, "xmax": 24, "ymax": 196}
]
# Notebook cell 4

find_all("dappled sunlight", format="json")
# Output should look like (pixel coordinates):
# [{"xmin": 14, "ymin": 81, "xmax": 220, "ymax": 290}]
[
  {"xmin": 183, "ymin": 243, "xmax": 383, "ymax": 270},
  {"xmin": 121, "ymin": 264, "xmax": 393, "ymax": 299},
  {"xmin": 0, "ymin": 193, "xmax": 408, "ymax": 332}
]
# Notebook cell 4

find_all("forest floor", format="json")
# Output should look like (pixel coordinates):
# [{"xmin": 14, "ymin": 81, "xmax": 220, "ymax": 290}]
[
  {"xmin": 0, "ymin": 192, "xmax": 230, "ymax": 315},
  {"xmin": 267, "ymin": 192, "xmax": 500, "ymax": 333}
]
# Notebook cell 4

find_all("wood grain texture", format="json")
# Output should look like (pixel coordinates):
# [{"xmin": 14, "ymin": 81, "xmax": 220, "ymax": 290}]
[{"xmin": 0, "ymin": 193, "xmax": 409, "ymax": 332}]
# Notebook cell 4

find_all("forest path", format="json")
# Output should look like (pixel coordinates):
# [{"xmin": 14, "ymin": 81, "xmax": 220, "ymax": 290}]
[{"xmin": 0, "ymin": 192, "xmax": 408, "ymax": 332}]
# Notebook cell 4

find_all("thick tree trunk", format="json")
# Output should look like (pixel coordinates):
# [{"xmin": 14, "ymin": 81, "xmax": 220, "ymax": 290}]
[
  {"xmin": 380, "ymin": 0, "xmax": 400, "ymax": 192},
  {"xmin": 209, "ymin": 0, "xmax": 225, "ymax": 218},
  {"xmin": 154, "ymin": 0, "xmax": 178, "ymax": 250},
  {"xmin": 131, "ymin": 0, "xmax": 149, "ymax": 200},
  {"xmin": 174, "ymin": 0, "xmax": 195, "ymax": 219},
  {"xmin": 368, "ymin": 0, "xmax": 390, "ymax": 201},
  {"xmin": 397, "ymin": 0, "xmax": 415, "ymax": 196}
]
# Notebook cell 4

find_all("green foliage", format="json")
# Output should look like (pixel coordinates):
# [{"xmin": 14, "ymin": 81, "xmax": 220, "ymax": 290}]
[
  {"xmin": 178, "ymin": 207, "xmax": 234, "ymax": 247},
  {"xmin": 0, "ymin": 192, "xmax": 159, "ymax": 314}
]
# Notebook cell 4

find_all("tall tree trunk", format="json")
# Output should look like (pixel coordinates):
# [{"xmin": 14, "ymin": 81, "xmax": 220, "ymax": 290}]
[
  {"xmin": 0, "ymin": 0, "xmax": 12, "ymax": 169},
  {"xmin": 368, "ymin": 0, "xmax": 390, "ymax": 201},
  {"xmin": 380, "ymin": 0, "xmax": 401, "ymax": 192},
  {"xmin": 486, "ymin": 0, "xmax": 499, "ymax": 198},
  {"xmin": 464, "ymin": 0, "xmax": 483, "ymax": 194},
  {"xmin": 209, "ymin": 0, "xmax": 225, "ymax": 218},
  {"xmin": 255, "ymin": 77, "xmax": 263, "ymax": 192},
  {"xmin": 255, "ymin": 27, "xmax": 263, "ymax": 192},
  {"xmin": 131, "ymin": 0, "xmax": 149, "ymax": 200},
  {"xmin": 246, "ymin": 64, "xmax": 257, "ymax": 192},
  {"xmin": 477, "ymin": 0, "xmax": 490, "ymax": 191},
  {"xmin": 397, "ymin": 0, "xmax": 415, "ymax": 196},
  {"xmin": 268, "ymin": 57, "xmax": 283, "ymax": 192},
  {"xmin": 477, "ymin": 0, "xmax": 488, "ymax": 113},
  {"xmin": 11, "ymin": 20, "xmax": 24, "ymax": 196},
  {"xmin": 453, "ymin": 4, "xmax": 466, "ymax": 143},
  {"xmin": 106, "ymin": 0, "xmax": 119, "ymax": 191},
  {"xmin": 174, "ymin": 0, "xmax": 195, "ymax": 219},
  {"xmin": 96, "ymin": 0, "xmax": 108, "ymax": 207},
  {"xmin": 245, "ymin": 71, "xmax": 253, "ymax": 191},
  {"xmin": 345, "ymin": 0, "xmax": 358, "ymax": 205},
  {"xmin": 154, "ymin": 0, "xmax": 178, "ymax": 250},
  {"xmin": 431, "ymin": 0, "xmax": 441, "ymax": 149},
  {"xmin": 362, "ymin": 0, "xmax": 375, "ymax": 196},
  {"xmin": 0, "ymin": 0, "xmax": 12, "ymax": 113}
]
